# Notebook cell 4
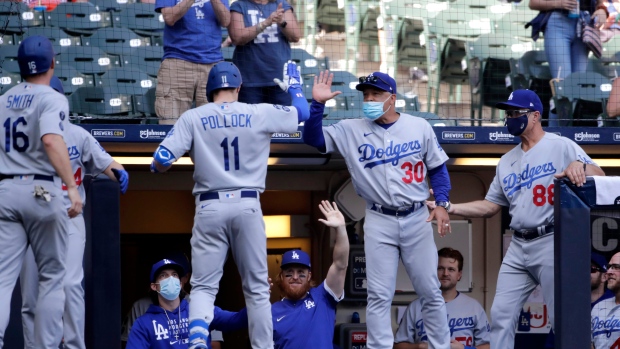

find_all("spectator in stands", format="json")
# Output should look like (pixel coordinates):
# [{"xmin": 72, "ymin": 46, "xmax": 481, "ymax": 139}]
[
  {"xmin": 228, "ymin": 0, "xmax": 301, "ymax": 104},
  {"xmin": 591, "ymin": 252, "xmax": 620, "ymax": 348},
  {"xmin": 529, "ymin": 0, "xmax": 607, "ymax": 126},
  {"xmin": 126, "ymin": 257, "xmax": 245, "ymax": 349},
  {"xmin": 394, "ymin": 248, "xmax": 490, "ymax": 349},
  {"xmin": 154, "ymin": 0, "xmax": 230, "ymax": 124}
]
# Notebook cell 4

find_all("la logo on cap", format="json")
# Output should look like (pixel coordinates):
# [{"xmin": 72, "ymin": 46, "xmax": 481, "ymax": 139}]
[
  {"xmin": 163, "ymin": 259, "xmax": 171, "ymax": 264},
  {"xmin": 508, "ymin": 92, "xmax": 514, "ymax": 100},
  {"xmin": 292, "ymin": 251, "xmax": 299, "ymax": 260}
]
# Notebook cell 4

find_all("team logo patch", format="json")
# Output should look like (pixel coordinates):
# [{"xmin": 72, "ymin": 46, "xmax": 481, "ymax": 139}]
[
  {"xmin": 59, "ymin": 122, "xmax": 64, "ymax": 131},
  {"xmin": 304, "ymin": 300, "xmax": 315, "ymax": 309},
  {"xmin": 220, "ymin": 104, "xmax": 230, "ymax": 111},
  {"xmin": 225, "ymin": 193, "xmax": 235, "ymax": 198},
  {"xmin": 292, "ymin": 251, "xmax": 299, "ymax": 259},
  {"xmin": 59, "ymin": 111, "xmax": 66, "ymax": 121}
]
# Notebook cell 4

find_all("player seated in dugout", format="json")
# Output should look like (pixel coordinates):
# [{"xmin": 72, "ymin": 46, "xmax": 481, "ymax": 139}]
[{"xmin": 125, "ymin": 258, "xmax": 248, "ymax": 349}]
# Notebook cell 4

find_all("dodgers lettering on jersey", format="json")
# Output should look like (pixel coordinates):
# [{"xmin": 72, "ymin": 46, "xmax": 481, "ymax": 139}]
[
  {"xmin": 485, "ymin": 132, "xmax": 597, "ymax": 231},
  {"xmin": 591, "ymin": 298, "xmax": 620, "ymax": 349},
  {"xmin": 159, "ymin": 102, "xmax": 298, "ymax": 194},
  {"xmin": 322, "ymin": 114, "xmax": 448, "ymax": 208},
  {"xmin": 395, "ymin": 293, "xmax": 490, "ymax": 347},
  {"xmin": 0, "ymin": 83, "xmax": 70, "ymax": 178}
]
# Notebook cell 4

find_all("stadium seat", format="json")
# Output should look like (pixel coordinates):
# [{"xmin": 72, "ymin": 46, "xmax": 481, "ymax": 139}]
[
  {"xmin": 394, "ymin": 93, "xmax": 420, "ymax": 113},
  {"xmin": 99, "ymin": 67, "xmax": 156, "ymax": 96},
  {"xmin": 23, "ymin": 27, "xmax": 81, "ymax": 52},
  {"xmin": 291, "ymin": 48, "xmax": 326, "ymax": 78},
  {"xmin": 58, "ymin": 46, "xmax": 119, "ymax": 75},
  {"xmin": 316, "ymin": 0, "xmax": 344, "ymax": 28},
  {"xmin": 467, "ymin": 33, "xmax": 532, "ymax": 125},
  {"xmin": 54, "ymin": 64, "xmax": 96, "ymax": 95},
  {"xmin": 330, "ymin": 70, "xmax": 359, "ymax": 98},
  {"xmin": 551, "ymin": 72, "xmax": 614, "ymax": 127},
  {"xmin": 46, "ymin": 2, "xmax": 112, "ymax": 35},
  {"xmin": 222, "ymin": 46, "xmax": 234, "ymax": 62},
  {"xmin": 69, "ymin": 86, "xmax": 135, "ymax": 118},
  {"xmin": 0, "ymin": 45, "xmax": 21, "ymax": 74},
  {"xmin": 122, "ymin": 46, "xmax": 163, "ymax": 77},
  {"xmin": 84, "ymin": 27, "xmax": 151, "ymax": 56},
  {"xmin": 507, "ymin": 50, "xmax": 553, "ymax": 123},
  {"xmin": 0, "ymin": 2, "xmax": 45, "ymax": 34},
  {"xmin": 0, "ymin": 33, "xmax": 16, "ymax": 46},
  {"xmin": 133, "ymin": 86, "xmax": 157, "ymax": 118},
  {"xmin": 97, "ymin": 0, "xmax": 136, "ymax": 13},
  {"xmin": 117, "ymin": 3, "xmax": 164, "ymax": 35},
  {"xmin": 0, "ymin": 71, "xmax": 22, "ymax": 96},
  {"xmin": 494, "ymin": 7, "xmax": 539, "ymax": 45}
]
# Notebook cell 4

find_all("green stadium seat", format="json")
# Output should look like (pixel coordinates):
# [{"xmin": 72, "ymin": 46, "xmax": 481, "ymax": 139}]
[
  {"xmin": 551, "ymin": 72, "xmax": 614, "ymax": 127},
  {"xmin": 122, "ymin": 46, "xmax": 163, "ymax": 77},
  {"xmin": 69, "ymin": 86, "xmax": 135, "ymax": 118},
  {"xmin": 410, "ymin": 111, "xmax": 457, "ymax": 126},
  {"xmin": 23, "ymin": 27, "xmax": 81, "ymax": 52},
  {"xmin": 99, "ymin": 67, "xmax": 156, "ymax": 96},
  {"xmin": 291, "ymin": 48, "xmax": 326, "ymax": 78},
  {"xmin": 0, "ymin": 71, "xmax": 22, "ymax": 95},
  {"xmin": 222, "ymin": 46, "xmax": 234, "ymax": 62},
  {"xmin": 97, "ymin": 0, "xmax": 136, "ymax": 12},
  {"xmin": 47, "ymin": 2, "xmax": 112, "ymax": 35},
  {"xmin": 55, "ymin": 64, "xmax": 96, "ymax": 95},
  {"xmin": 118, "ymin": 3, "xmax": 164, "ymax": 35},
  {"xmin": 84, "ymin": 27, "xmax": 151, "ymax": 56},
  {"xmin": 58, "ymin": 46, "xmax": 119, "ymax": 75},
  {"xmin": 0, "ymin": 45, "xmax": 21, "ymax": 73},
  {"xmin": 0, "ymin": 33, "xmax": 16, "ymax": 46},
  {"xmin": 133, "ymin": 86, "xmax": 156, "ymax": 117},
  {"xmin": 0, "ymin": 2, "xmax": 45, "ymax": 34}
]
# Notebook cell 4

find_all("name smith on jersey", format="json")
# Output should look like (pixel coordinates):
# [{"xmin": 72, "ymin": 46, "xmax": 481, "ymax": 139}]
[{"xmin": 5, "ymin": 94, "xmax": 35, "ymax": 109}]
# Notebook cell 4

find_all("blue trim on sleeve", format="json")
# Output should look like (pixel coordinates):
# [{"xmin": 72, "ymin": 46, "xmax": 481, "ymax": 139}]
[
  {"xmin": 302, "ymin": 99, "xmax": 326, "ymax": 152},
  {"xmin": 289, "ymin": 87, "xmax": 309, "ymax": 122},
  {"xmin": 428, "ymin": 163, "xmax": 450, "ymax": 202}
]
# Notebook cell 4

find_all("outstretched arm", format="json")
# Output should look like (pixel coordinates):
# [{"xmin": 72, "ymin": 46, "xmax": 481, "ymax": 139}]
[{"xmin": 321, "ymin": 201, "xmax": 349, "ymax": 298}]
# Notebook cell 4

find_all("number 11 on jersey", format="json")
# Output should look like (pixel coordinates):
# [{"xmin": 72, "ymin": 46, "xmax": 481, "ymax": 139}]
[{"xmin": 221, "ymin": 137, "xmax": 240, "ymax": 171}]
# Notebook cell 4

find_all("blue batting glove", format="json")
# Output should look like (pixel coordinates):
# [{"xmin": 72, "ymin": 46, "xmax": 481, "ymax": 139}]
[
  {"xmin": 111, "ymin": 168, "xmax": 129, "ymax": 194},
  {"xmin": 273, "ymin": 60, "xmax": 302, "ymax": 92}
]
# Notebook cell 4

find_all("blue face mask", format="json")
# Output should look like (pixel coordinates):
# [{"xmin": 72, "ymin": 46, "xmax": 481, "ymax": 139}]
[
  {"xmin": 505, "ymin": 113, "xmax": 529, "ymax": 136},
  {"xmin": 158, "ymin": 276, "xmax": 181, "ymax": 301},
  {"xmin": 362, "ymin": 95, "xmax": 392, "ymax": 120}
]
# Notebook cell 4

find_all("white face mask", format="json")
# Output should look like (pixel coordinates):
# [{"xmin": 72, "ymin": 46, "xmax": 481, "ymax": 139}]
[{"xmin": 362, "ymin": 95, "xmax": 392, "ymax": 120}]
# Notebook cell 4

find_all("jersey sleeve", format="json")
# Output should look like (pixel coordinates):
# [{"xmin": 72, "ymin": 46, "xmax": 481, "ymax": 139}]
[
  {"xmin": 564, "ymin": 138, "xmax": 598, "ymax": 167},
  {"xmin": 159, "ymin": 113, "xmax": 195, "ymax": 161},
  {"xmin": 255, "ymin": 104, "xmax": 299, "ymax": 134},
  {"xmin": 210, "ymin": 306, "xmax": 249, "ymax": 333},
  {"xmin": 322, "ymin": 122, "xmax": 348, "ymax": 156},
  {"xmin": 279, "ymin": 0, "xmax": 293, "ymax": 11},
  {"xmin": 80, "ymin": 129, "xmax": 114, "ymax": 176},
  {"xmin": 322, "ymin": 281, "xmax": 344, "ymax": 306},
  {"xmin": 485, "ymin": 164, "xmax": 510, "ymax": 206},
  {"xmin": 155, "ymin": 0, "xmax": 176, "ymax": 12},
  {"xmin": 230, "ymin": 0, "xmax": 243, "ymax": 13},
  {"xmin": 422, "ymin": 121, "xmax": 448, "ymax": 170},
  {"xmin": 38, "ymin": 91, "xmax": 69, "ymax": 138},
  {"xmin": 125, "ymin": 318, "xmax": 151, "ymax": 349},
  {"xmin": 394, "ymin": 302, "xmax": 417, "ymax": 343},
  {"xmin": 473, "ymin": 303, "xmax": 491, "ymax": 345}
]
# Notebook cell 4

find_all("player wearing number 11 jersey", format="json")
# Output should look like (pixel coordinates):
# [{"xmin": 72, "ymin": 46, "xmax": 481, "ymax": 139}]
[
  {"xmin": 151, "ymin": 61, "xmax": 309, "ymax": 349},
  {"xmin": 429, "ymin": 89, "xmax": 605, "ymax": 349}
]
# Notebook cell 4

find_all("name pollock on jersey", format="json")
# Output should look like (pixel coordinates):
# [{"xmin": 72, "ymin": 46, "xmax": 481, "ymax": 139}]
[
  {"xmin": 502, "ymin": 162, "xmax": 557, "ymax": 197},
  {"xmin": 358, "ymin": 140, "xmax": 422, "ymax": 169},
  {"xmin": 200, "ymin": 114, "xmax": 252, "ymax": 130}
]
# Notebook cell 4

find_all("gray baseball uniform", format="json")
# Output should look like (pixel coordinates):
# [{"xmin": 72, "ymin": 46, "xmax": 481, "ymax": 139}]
[
  {"xmin": 0, "ymin": 82, "xmax": 70, "ymax": 348},
  {"xmin": 485, "ymin": 132, "xmax": 596, "ymax": 349},
  {"xmin": 20, "ymin": 123, "xmax": 114, "ymax": 349},
  {"xmin": 395, "ymin": 293, "xmax": 490, "ymax": 347},
  {"xmin": 158, "ymin": 101, "xmax": 298, "ymax": 349},
  {"xmin": 321, "ymin": 114, "xmax": 451, "ymax": 349},
  {"xmin": 591, "ymin": 297, "xmax": 620, "ymax": 349}
]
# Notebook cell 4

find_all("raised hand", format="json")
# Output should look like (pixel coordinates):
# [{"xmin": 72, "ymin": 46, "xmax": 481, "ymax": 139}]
[
  {"xmin": 312, "ymin": 70, "xmax": 342, "ymax": 104},
  {"xmin": 318, "ymin": 200, "xmax": 345, "ymax": 228},
  {"xmin": 274, "ymin": 60, "xmax": 302, "ymax": 92}
]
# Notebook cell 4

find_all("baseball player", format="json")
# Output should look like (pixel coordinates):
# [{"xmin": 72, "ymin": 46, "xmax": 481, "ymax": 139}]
[
  {"xmin": 591, "ymin": 252, "xmax": 620, "ymax": 349},
  {"xmin": 126, "ymin": 258, "xmax": 248, "ymax": 349},
  {"xmin": 150, "ymin": 61, "xmax": 309, "ymax": 349},
  {"xmin": 271, "ymin": 200, "xmax": 349, "ymax": 349},
  {"xmin": 303, "ymin": 71, "xmax": 452, "ymax": 349},
  {"xmin": 427, "ymin": 89, "xmax": 605, "ymax": 349},
  {"xmin": 394, "ymin": 248, "xmax": 490, "ymax": 349},
  {"xmin": 19, "ymin": 77, "xmax": 129, "ymax": 349},
  {"xmin": 0, "ymin": 35, "xmax": 82, "ymax": 349}
]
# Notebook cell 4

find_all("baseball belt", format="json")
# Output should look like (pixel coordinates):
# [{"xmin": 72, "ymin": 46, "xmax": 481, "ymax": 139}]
[
  {"xmin": 370, "ymin": 202, "xmax": 423, "ymax": 217},
  {"xmin": 513, "ymin": 224, "xmax": 554, "ymax": 241},
  {"xmin": 199, "ymin": 190, "xmax": 258, "ymax": 201},
  {"xmin": 0, "ymin": 174, "xmax": 54, "ymax": 182}
]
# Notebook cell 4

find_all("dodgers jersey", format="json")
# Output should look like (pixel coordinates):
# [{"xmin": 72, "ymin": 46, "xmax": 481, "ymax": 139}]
[
  {"xmin": 159, "ymin": 102, "xmax": 298, "ymax": 194},
  {"xmin": 0, "ymin": 82, "xmax": 70, "ymax": 177},
  {"xmin": 271, "ymin": 282, "xmax": 343, "ymax": 349},
  {"xmin": 61, "ymin": 123, "xmax": 114, "ymax": 208},
  {"xmin": 591, "ymin": 297, "xmax": 620, "ymax": 349},
  {"xmin": 485, "ymin": 132, "xmax": 596, "ymax": 231},
  {"xmin": 394, "ymin": 293, "xmax": 490, "ymax": 347},
  {"xmin": 322, "ymin": 114, "xmax": 448, "ymax": 207}
]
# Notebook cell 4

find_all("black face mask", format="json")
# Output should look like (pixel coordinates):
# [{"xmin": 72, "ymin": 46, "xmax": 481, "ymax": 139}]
[{"xmin": 505, "ymin": 114, "xmax": 529, "ymax": 136}]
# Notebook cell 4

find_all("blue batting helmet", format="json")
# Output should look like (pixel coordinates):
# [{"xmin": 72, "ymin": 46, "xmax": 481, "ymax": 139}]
[
  {"xmin": 206, "ymin": 62, "xmax": 242, "ymax": 102},
  {"xmin": 18, "ymin": 35, "xmax": 55, "ymax": 77}
]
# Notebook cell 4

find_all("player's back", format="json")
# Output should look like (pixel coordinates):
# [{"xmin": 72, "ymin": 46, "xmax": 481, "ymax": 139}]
[
  {"xmin": 165, "ymin": 101, "xmax": 298, "ymax": 194},
  {"xmin": 0, "ymin": 82, "xmax": 69, "ymax": 176}
]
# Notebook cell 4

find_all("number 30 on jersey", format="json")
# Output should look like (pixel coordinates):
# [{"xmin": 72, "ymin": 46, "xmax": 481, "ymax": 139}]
[{"xmin": 401, "ymin": 161, "xmax": 424, "ymax": 184}]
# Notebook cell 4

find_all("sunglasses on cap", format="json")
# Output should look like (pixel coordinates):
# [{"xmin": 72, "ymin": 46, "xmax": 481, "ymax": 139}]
[
  {"xmin": 359, "ymin": 74, "xmax": 391, "ymax": 87},
  {"xmin": 504, "ymin": 109, "xmax": 533, "ymax": 118}
]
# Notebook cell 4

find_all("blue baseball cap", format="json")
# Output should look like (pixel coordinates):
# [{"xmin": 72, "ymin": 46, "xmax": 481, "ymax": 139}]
[
  {"xmin": 356, "ymin": 72, "xmax": 397, "ymax": 94},
  {"xmin": 18, "ymin": 35, "xmax": 55, "ymax": 77},
  {"xmin": 164, "ymin": 251, "xmax": 191, "ymax": 275},
  {"xmin": 150, "ymin": 258, "xmax": 186, "ymax": 282},
  {"xmin": 495, "ymin": 89, "xmax": 543, "ymax": 114},
  {"xmin": 281, "ymin": 250, "xmax": 311, "ymax": 269},
  {"xmin": 592, "ymin": 252, "xmax": 608, "ymax": 272},
  {"xmin": 50, "ymin": 76, "xmax": 64, "ymax": 94}
]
